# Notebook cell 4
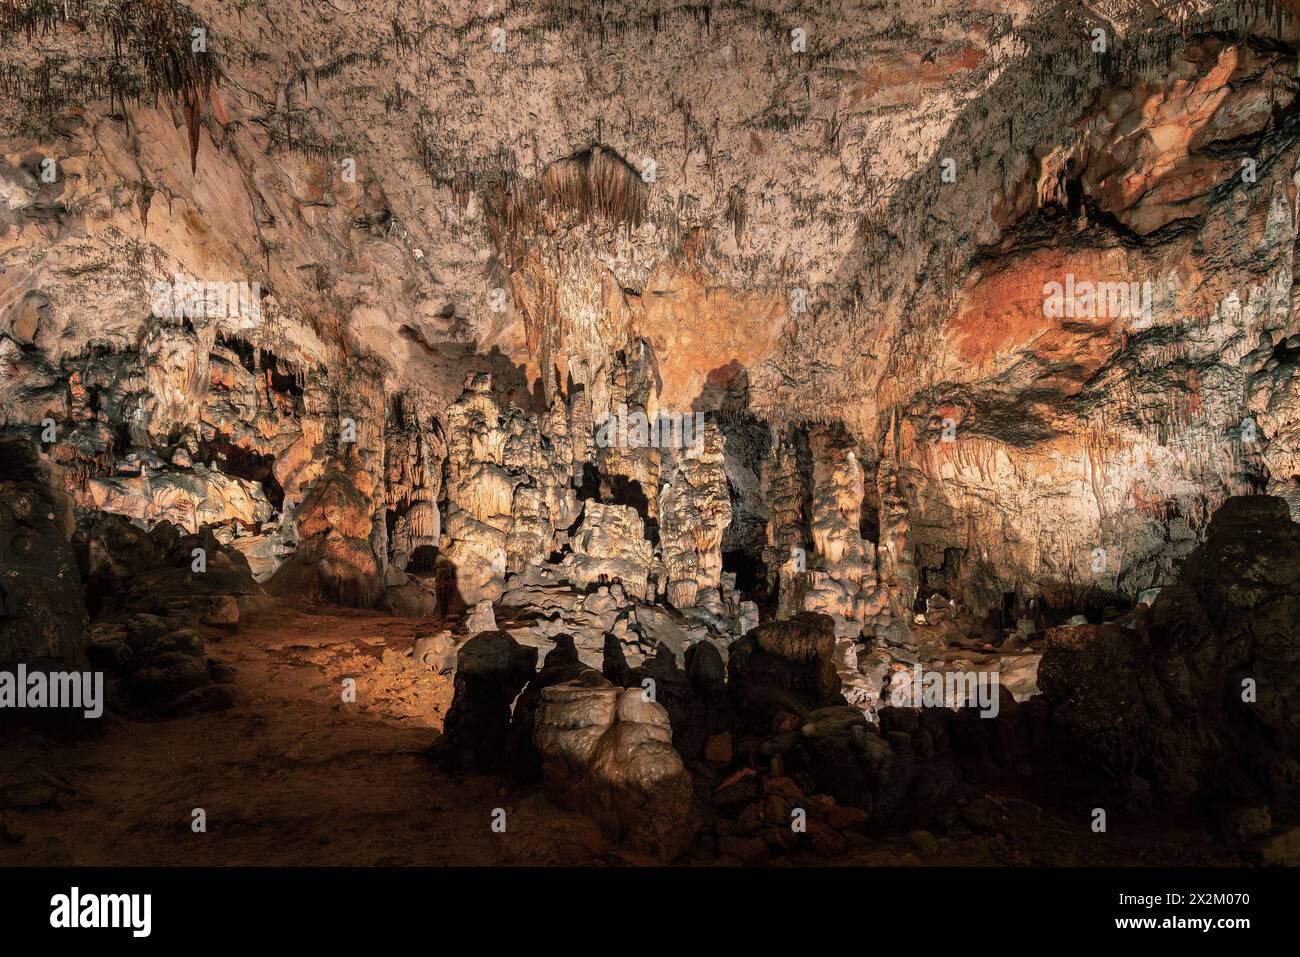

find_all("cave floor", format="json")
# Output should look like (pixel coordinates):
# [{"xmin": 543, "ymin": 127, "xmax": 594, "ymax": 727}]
[
  {"xmin": 0, "ymin": 607, "xmax": 1244, "ymax": 867},
  {"xmin": 0, "ymin": 608, "xmax": 612, "ymax": 866}
]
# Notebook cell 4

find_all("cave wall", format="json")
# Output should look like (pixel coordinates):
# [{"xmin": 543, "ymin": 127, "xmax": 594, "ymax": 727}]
[{"xmin": 2, "ymin": 1, "xmax": 1300, "ymax": 625}]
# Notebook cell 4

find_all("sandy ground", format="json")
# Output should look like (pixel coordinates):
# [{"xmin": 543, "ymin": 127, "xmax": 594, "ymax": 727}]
[
  {"xmin": 0, "ymin": 607, "xmax": 615, "ymax": 866},
  {"xmin": 0, "ymin": 605, "xmax": 1242, "ymax": 867}
]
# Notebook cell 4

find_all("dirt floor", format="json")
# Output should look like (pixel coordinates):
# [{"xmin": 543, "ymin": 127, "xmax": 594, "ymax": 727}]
[
  {"xmin": 0, "ymin": 606, "xmax": 620, "ymax": 866},
  {"xmin": 0, "ymin": 605, "xmax": 1245, "ymax": 867}
]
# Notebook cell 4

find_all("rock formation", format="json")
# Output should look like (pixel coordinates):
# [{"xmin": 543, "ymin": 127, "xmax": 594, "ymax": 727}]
[
  {"xmin": 0, "ymin": 439, "xmax": 85, "ymax": 668},
  {"xmin": 1040, "ymin": 495, "xmax": 1300, "ymax": 810},
  {"xmin": 432, "ymin": 629, "xmax": 538, "ymax": 773},
  {"xmin": 533, "ymin": 672, "xmax": 699, "ymax": 861},
  {"xmin": 3, "ymin": 0, "xmax": 1300, "ymax": 869}
]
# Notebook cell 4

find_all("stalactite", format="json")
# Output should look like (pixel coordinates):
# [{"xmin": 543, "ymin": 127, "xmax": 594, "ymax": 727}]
[{"xmin": 1, "ymin": 0, "xmax": 222, "ymax": 161}]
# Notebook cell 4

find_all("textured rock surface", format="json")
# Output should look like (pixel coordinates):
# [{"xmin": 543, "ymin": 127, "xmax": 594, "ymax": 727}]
[
  {"xmin": 4, "ymin": 1, "xmax": 1300, "ymax": 630},
  {"xmin": 1040, "ymin": 495, "xmax": 1300, "ymax": 807},
  {"xmin": 659, "ymin": 422, "xmax": 732, "ymax": 609},
  {"xmin": 3, "ymin": 0, "xmax": 1300, "ymax": 865},
  {"xmin": 569, "ymin": 502, "xmax": 656, "ymax": 600},
  {"xmin": 728, "ymin": 613, "xmax": 845, "ymax": 729},
  {"xmin": 0, "ymin": 440, "xmax": 85, "ymax": 666},
  {"xmin": 89, "ymin": 463, "xmax": 273, "ymax": 533},
  {"xmin": 268, "ymin": 454, "xmax": 385, "ymax": 608},
  {"xmin": 534, "ymin": 673, "xmax": 699, "ymax": 860}
]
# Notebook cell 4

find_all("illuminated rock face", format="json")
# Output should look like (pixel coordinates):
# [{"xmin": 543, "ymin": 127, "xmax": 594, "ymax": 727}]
[
  {"xmin": 881, "ymin": 27, "xmax": 1300, "ymax": 616},
  {"xmin": 533, "ymin": 672, "xmax": 699, "ymax": 861},
  {"xmin": 2, "ymin": 6, "xmax": 1300, "ymax": 666},
  {"xmin": 659, "ymin": 422, "xmax": 732, "ymax": 609},
  {"xmin": 267, "ymin": 454, "xmax": 384, "ymax": 609},
  {"xmin": 569, "ymin": 503, "xmax": 656, "ymax": 602}
]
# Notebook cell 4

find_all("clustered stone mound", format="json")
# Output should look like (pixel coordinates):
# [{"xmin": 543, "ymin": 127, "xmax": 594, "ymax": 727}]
[
  {"xmin": 1040, "ymin": 495, "xmax": 1300, "ymax": 817},
  {"xmin": 430, "ymin": 602, "xmax": 1033, "ymax": 862},
  {"xmin": 77, "ymin": 516, "xmax": 261, "ymax": 717},
  {"xmin": 426, "ymin": 494, "xmax": 1299, "ymax": 862},
  {"xmin": 1, "ymin": 438, "xmax": 254, "ymax": 721}
]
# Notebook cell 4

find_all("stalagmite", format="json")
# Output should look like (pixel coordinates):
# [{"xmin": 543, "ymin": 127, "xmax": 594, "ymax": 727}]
[{"xmin": 3, "ymin": 0, "xmax": 1300, "ymax": 876}]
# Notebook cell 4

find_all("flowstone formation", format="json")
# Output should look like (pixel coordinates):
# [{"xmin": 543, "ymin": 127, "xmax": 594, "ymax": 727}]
[{"xmin": 2, "ymin": 0, "xmax": 1300, "ymax": 866}]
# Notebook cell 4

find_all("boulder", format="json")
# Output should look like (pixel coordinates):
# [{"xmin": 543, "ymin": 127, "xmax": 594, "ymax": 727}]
[
  {"xmin": 0, "ymin": 440, "xmax": 86, "ymax": 668},
  {"xmin": 432, "ymin": 630, "xmax": 538, "ymax": 772},
  {"xmin": 534, "ymin": 673, "xmax": 699, "ymax": 860},
  {"xmin": 1039, "ymin": 495, "xmax": 1300, "ymax": 809},
  {"xmin": 727, "ymin": 612, "xmax": 844, "ymax": 730},
  {"xmin": 412, "ymin": 630, "xmax": 456, "ymax": 673}
]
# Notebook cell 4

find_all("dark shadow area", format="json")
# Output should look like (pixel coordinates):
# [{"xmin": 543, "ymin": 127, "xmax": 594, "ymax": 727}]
[{"xmin": 197, "ymin": 438, "xmax": 284, "ymax": 511}]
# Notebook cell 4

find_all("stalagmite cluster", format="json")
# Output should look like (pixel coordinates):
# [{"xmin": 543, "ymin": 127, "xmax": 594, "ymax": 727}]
[{"xmin": 3, "ymin": 0, "xmax": 1300, "ymax": 869}]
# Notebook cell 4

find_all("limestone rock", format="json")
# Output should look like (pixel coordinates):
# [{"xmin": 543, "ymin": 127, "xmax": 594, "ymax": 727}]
[
  {"xmin": 0, "ymin": 440, "xmax": 85, "ymax": 666},
  {"xmin": 465, "ymin": 599, "xmax": 497, "ymax": 635},
  {"xmin": 268, "ymin": 456, "xmax": 384, "ymax": 608},
  {"xmin": 659, "ymin": 421, "xmax": 731, "ymax": 609},
  {"xmin": 534, "ymin": 674, "xmax": 698, "ymax": 860},
  {"xmin": 728, "ymin": 613, "xmax": 844, "ymax": 730},
  {"xmin": 1040, "ymin": 496, "xmax": 1300, "ymax": 805},
  {"xmin": 88, "ymin": 463, "xmax": 273, "ymax": 534},
  {"xmin": 570, "ymin": 502, "xmax": 655, "ymax": 600},
  {"xmin": 433, "ymin": 630, "xmax": 538, "ymax": 772}
]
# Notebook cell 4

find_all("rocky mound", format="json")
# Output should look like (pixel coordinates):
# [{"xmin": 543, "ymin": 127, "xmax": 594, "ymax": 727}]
[
  {"xmin": 1040, "ymin": 495, "xmax": 1300, "ymax": 814},
  {"xmin": 0, "ymin": 439, "xmax": 86, "ymax": 669}
]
